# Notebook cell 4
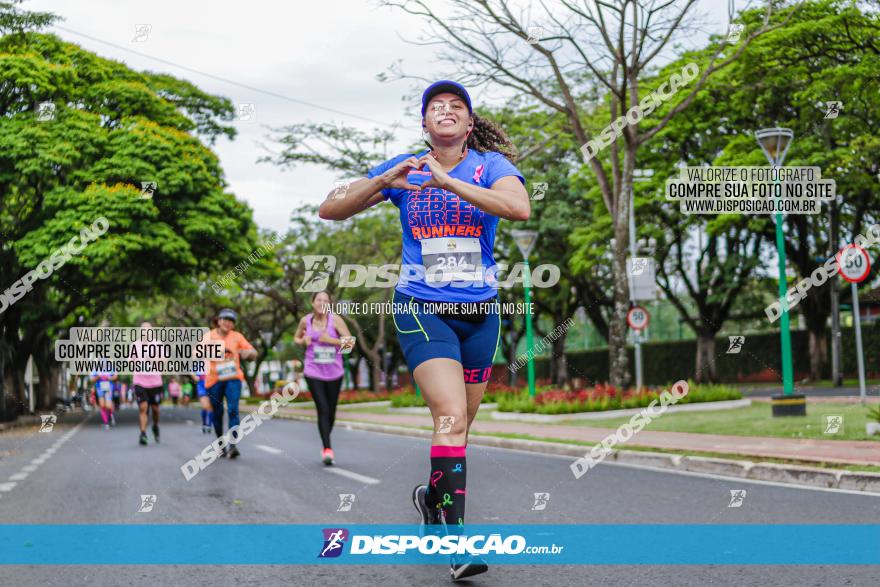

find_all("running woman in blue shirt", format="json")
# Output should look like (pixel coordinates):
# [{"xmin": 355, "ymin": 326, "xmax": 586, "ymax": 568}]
[{"xmin": 319, "ymin": 80, "xmax": 529, "ymax": 581}]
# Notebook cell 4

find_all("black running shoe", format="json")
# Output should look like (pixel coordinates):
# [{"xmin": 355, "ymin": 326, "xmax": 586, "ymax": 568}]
[
  {"xmin": 229, "ymin": 445, "xmax": 240, "ymax": 459},
  {"xmin": 139, "ymin": 432, "xmax": 148, "ymax": 445},
  {"xmin": 152, "ymin": 425, "xmax": 160, "ymax": 443},
  {"xmin": 450, "ymin": 555, "xmax": 489, "ymax": 581},
  {"xmin": 412, "ymin": 485, "xmax": 434, "ymax": 531}
]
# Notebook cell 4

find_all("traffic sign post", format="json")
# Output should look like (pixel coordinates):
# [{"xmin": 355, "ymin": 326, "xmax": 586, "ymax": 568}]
[{"xmin": 837, "ymin": 245, "xmax": 871, "ymax": 405}]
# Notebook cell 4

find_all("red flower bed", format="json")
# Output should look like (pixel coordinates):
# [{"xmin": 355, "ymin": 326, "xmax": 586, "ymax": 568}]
[{"xmin": 534, "ymin": 383, "xmax": 620, "ymax": 406}]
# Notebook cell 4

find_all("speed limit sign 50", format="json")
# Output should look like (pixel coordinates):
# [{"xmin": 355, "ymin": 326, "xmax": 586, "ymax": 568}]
[
  {"xmin": 836, "ymin": 244, "xmax": 871, "ymax": 283},
  {"xmin": 627, "ymin": 306, "xmax": 650, "ymax": 331}
]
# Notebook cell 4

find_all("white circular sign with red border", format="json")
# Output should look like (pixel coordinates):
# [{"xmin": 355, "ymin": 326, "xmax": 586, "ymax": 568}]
[
  {"xmin": 626, "ymin": 306, "xmax": 650, "ymax": 331},
  {"xmin": 836, "ymin": 244, "xmax": 871, "ymax": 283}
]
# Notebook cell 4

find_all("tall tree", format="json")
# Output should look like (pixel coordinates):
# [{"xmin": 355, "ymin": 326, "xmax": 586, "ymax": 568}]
[
  {"xmin": 651, "ymin": 0, "xmax": 880, "ymax": 379},
  {"xmin": 379, "ymin": 0, "xmax": 798, "ymax": 387},
  {"xmin": 0, "ymin": 11, "xmax": 256, "ymax": 415}
]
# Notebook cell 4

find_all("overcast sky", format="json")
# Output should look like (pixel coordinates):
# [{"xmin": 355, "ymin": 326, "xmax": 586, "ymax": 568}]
[{"xmin": 35, "ymin": 0, "xmax": 735, "ymax": 234}]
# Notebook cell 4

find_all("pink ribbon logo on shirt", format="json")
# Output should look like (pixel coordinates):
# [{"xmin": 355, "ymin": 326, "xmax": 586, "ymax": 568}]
[{"xmin": 472, "ymin": 164, "xmax": 484, "ymax": 184}]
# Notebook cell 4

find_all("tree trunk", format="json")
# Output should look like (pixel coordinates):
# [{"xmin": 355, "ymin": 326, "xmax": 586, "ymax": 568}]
[
  {"xmin": 801, "ymin": 291, "xmax": 830, "ymax": 382},
  {"xmin": 808, "ymin": 327, "xmax": 827, "ymax": 381},
  {"xmin": 695, "ymin": 332, "xmax": 717, "ymax": 383},
  {"xmin": 370, "ymin": 359, "xmax": 383, "ymax": 393},
  {"xmin": 551, "ymin": 333, "xmax": 569, "ymax": 388},
  {"xmin": 3, "ymin": 362, "xmax": 25, "ymax": 419},
  {"xmin": 609, "ymin": 199, "xmax": 632, "ymax": 388},
  {"xmin": 0, "ymin": 358, "xmax": 13, "ymax": 422},
  {"xmin": 35, "ymin": 360, "xmax": 60, "ymax": 411}
]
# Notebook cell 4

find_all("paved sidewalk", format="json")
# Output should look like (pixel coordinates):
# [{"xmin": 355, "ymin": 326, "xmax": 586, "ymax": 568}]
[{"xmin": 277, "ymin": 406, "xmax": 880, "ymax": 467}]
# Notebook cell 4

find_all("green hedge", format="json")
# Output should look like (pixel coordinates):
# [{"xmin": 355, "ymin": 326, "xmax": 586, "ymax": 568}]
[{"xmin": 520, "ymin": 324, "xmax": 879, "ymax": 385}]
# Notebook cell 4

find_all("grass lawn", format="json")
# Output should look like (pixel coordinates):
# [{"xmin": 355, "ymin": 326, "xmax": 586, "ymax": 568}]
[{"xmin": 566, "ymin": 402, "xmax": 879, "ymax": 441}]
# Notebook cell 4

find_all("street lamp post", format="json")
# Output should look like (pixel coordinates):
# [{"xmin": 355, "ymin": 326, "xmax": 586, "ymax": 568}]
[
  {"xmin": 512, "ymin": 230, "xmax": 539, "ymax": 398},
  {"xmin": 755, "ymin": 128, "xmax": 804, "ymax": 416}
]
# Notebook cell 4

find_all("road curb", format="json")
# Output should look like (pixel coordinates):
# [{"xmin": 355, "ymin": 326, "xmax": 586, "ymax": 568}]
[
  {"xmin": 0, "ymin": 415, "xmax": 41, "ymax": 432},
  {"xmin": 388, "ymin": 403, "xmax": 497, "ymax": 414},
  {"xmin": 837, "ymin": 471, "xmax": 880, "ymax": 492},
  {"xmin": 614, "ymin": 450, "xmax": 682, "ymax": 469},
  {"xmin": 746, "ymin": 462, "xmax": 841, "ymax": 489},
  {"xmin": 268, "ymin": 411, "xmax": 880, "ymax": 495},
  {"xmin": 680, "ymin": 456, "xmax": 754, "ymax": 477}
]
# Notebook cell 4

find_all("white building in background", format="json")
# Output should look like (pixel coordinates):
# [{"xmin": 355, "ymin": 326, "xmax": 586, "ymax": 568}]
[
  {"xmin": 250, "ymin": 357, "xmax": 376, "ymax": 395},
  {"xmin": 251, "ymin": 359, "xmax": 289, "ymax": 396}
]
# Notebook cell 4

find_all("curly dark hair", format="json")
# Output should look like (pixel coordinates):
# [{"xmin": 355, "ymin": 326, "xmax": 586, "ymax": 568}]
[{"xmin": 467, "ymin": 114, "xmax": 517, "ymax": 161}]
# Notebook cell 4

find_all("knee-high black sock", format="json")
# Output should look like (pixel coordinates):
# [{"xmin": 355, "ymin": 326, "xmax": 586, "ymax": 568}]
[{"xmin": 425, "ymin": 445, "xmax": 467, "ymax": 529}]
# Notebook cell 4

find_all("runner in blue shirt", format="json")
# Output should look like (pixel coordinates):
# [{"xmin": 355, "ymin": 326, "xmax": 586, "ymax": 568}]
[
  {"xmin": 319, "ymin": 80, "xmax": 529, "ymax": 581},
  {"xmin": 90, "ymin": 368, "xmax": 118, "ymax": 429}
]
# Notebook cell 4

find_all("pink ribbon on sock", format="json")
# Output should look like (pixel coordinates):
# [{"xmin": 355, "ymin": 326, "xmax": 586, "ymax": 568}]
[{"xmin": 430, "ymin": 471, "xmax": 443, "ymax": 487}]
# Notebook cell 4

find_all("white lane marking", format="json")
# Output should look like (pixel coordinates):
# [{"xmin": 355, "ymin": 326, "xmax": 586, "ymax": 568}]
[
  {"xmin": 2, "ymin": 417, "xmax": 88, "ymax": 497},
  {"xmin": 256, "ymin": 445, "xmax": 284, "ymax": 455},
  {"xmin": 324, "ymin": 467, "xmax": 381, "ymax": 485}
]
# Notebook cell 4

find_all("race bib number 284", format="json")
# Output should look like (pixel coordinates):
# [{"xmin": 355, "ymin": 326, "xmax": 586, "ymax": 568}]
[{"xmin": 421, "ymin": 237, "xmax": 482, "ymax": 283}]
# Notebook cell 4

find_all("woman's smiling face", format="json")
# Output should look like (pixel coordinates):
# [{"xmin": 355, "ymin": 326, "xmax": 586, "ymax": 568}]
[{"xmin": 424, "ymin": 92, "xmax": 472, "ymax": 142}]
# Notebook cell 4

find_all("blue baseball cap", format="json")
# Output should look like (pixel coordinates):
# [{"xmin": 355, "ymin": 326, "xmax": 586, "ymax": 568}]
[
  {"xmin": 217, "ymin": 308, "xmax": 237, "ymax": 322},
  {"xmin": 421, "ymin": 80, "xmax": 472, "ymax": 116}
]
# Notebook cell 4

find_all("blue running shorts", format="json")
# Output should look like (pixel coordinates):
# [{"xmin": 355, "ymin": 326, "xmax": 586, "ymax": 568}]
[{"xmin": 391, "ymin": 290, "xmax": 500, "ymax": 383}]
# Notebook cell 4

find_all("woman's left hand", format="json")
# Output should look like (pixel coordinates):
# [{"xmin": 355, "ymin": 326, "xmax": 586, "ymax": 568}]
[{"xmin": 418, "ymin": 154, "xmax": 453, "ymax": 190}]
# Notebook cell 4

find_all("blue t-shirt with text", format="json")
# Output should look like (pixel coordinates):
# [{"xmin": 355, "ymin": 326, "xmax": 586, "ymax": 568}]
[{"xmin": 367, "ymin": 149, "xmax": 524, "ymax": 302}]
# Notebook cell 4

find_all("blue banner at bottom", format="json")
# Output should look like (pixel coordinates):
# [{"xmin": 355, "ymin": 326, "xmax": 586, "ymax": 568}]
[{"xmin": 1, "ymin": 525, "xmax": 878, "ymax": 565}]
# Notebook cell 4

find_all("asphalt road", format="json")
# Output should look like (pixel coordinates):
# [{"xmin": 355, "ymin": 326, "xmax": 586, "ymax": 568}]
[{"xmin": 1, "ymin": 406, "xmax": 878, "ymax": 586}]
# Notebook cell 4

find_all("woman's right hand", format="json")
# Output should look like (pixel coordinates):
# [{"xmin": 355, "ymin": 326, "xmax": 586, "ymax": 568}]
[
  {"xmin": 302, "ymin": 335, "xmax": 312, "ymax": 347},
  {"xmin": 378, "ymin": 157, "xmax": 422, "ymax": 191}
]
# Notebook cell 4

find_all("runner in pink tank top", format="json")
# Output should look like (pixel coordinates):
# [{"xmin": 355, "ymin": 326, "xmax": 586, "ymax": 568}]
[{"xmin": 294, "ymin": 290, "xmax": 354, "ymax": 465}]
